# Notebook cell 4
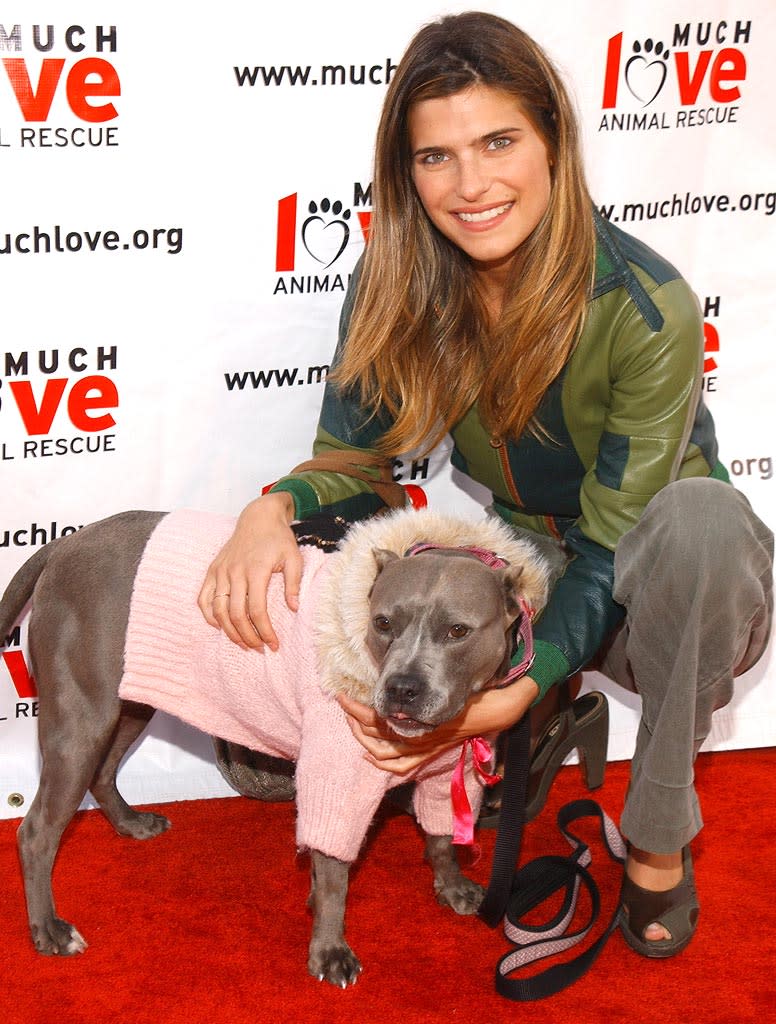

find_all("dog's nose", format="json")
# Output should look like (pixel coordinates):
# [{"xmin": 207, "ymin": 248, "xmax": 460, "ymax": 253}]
[{"xmin": 385, "ymin": 674, "xmax": 422, "ymax": 707}]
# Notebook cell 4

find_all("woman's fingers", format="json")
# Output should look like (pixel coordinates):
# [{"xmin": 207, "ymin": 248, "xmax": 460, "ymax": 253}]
[
  {"xmin": 197, "ymin": 492, "xmax": 299, "ymax": 649},
  {"xmin": 345, "ymin": 717, "xmax": 427, "ymax": 774},
  {"xmin": 336, "ymin": 692, "xmax": 383, "ymax": 729}
]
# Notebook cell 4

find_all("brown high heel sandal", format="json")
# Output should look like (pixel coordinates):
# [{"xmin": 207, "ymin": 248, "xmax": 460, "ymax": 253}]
[
  {"xmin": 619, "ymin": 846, "xmax": 699, "ymax": 958},
  {"xmin": 479, "ymin": 679, "xmax": 609, "ymax": 827}
]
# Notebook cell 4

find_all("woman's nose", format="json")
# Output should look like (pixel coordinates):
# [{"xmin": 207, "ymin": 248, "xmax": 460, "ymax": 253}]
[{"xmin": 456, "ymin": 156, "xmax": 490, "ymax": 201}]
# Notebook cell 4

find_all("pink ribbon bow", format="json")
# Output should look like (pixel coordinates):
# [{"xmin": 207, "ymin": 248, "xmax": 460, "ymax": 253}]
[{"xmin": 451, "ymin": 736, "xmax": 502, "ymax": 846}]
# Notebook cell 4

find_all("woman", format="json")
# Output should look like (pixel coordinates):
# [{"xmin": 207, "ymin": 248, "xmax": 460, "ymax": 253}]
[{"xmin": 199, "ymin": 12, "xmax": 773, "ymax": 958}]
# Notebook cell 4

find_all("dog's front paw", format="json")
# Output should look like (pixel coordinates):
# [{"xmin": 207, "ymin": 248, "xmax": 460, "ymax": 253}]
[
  {"xmin": 308, "ymin": 943, "xmax": 362, "ymax": 988},
  {"xmin": 435, "ymin": 876, "xmax": 485, "ymax": 915},
  {"xmin": 32, "ymin": 917, "xmax": 88, "ymax": 956}
]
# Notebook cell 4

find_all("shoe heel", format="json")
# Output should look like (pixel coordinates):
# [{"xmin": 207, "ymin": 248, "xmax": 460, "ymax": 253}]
[
  {"xmin": 575, "ymin": 693, "xmax": 609, "ymax": 791},
  {"xmin": 502, "ymin": 690, "xmax": 610, "ymax": 825}
]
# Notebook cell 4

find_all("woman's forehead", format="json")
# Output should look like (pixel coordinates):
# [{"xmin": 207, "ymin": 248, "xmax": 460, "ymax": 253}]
[{"xmin": 407, "ymin": 86, "xmax": 532, "ymax": 145}]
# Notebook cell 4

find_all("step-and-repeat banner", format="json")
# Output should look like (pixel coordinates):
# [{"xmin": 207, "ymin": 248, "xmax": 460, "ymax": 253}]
[{"xmin": 1, "ymin": 1, "xmax": 774, "ymax": 817}]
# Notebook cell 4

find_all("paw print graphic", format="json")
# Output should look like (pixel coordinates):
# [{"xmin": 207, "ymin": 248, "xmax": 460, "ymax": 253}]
[
  {"xmin": 301, "ymin": 198, "xmax": 352, "ymax": 268},
  {"xmin": 625, "ymin": 39, "xmax": 670, "ymax": 106}
]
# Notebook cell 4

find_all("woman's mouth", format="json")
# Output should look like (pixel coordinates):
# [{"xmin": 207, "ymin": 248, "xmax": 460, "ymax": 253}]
[{"xmin": 455, "ymin": 201, "xmax": 513, "ymax": 224}]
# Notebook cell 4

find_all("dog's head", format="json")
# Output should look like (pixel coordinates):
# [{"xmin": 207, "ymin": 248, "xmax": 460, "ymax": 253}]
[{"xmin": 365, "ymin": 547, "xmax": 528, "ymax": 738}]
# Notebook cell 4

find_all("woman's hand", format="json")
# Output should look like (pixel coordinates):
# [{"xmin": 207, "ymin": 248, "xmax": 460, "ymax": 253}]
[
  {"xmin": 197, "ymin": 491, "xmax": 300, "ymax": 651},
  {"xmin": 337, "ymin": 676, "xmax": 540, "ymax": 775}
]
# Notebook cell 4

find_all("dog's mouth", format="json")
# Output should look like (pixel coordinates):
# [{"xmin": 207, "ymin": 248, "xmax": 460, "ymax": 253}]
[{"xmin": 386, "ymin": 712, "xmax": 435, "ymax": 738}]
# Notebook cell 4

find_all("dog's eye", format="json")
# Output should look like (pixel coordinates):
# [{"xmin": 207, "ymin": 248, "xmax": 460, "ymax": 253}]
[
  {"xmin": 373, "ymin": 615, "xmax": 391, "ymax": 633},
  {"xmin": 447, "ymin": 624, "xmax": 469, "ymax": 639}
]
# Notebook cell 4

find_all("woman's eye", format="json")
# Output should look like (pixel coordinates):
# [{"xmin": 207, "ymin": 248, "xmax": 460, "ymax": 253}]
[
  {"xmin": 373, "ymin": 615, "xmax": 391, "ymax": 633},
  {"xmin": 448, "ymin": 624, "xmax": 469, "ymax": 639},
  {"xmin": 421, "ymin": 152, "xmax": 447, "ymax": 166},
  {"xmin": 488, "ymin": 136, "xmax": 512, "ymax": 151}
]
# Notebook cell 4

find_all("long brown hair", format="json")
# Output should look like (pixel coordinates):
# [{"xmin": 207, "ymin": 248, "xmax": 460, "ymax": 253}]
[{"xmin": 333, "ymin": 11, "xmax": 595, "ymax": 453}]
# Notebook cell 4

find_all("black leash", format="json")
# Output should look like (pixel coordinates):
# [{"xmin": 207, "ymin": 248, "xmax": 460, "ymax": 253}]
[
  {"xmin": 478, "ymin": 713, "xmax": 531, "ymax": 926},
  {"xmin": 478, "ymin": 715, "xmax": 626, "ymax": 1001}
]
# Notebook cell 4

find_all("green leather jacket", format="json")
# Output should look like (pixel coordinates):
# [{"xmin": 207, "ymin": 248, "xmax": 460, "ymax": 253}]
[{"xmin": 271, "ymin": 210, "xmax": 728, "ymax": 697}]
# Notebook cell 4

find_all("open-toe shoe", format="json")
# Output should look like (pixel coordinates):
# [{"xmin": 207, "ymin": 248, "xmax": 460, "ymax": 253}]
[{"xmin": 619, "ymin": 845, "xmax": 699, "ymax": 958}]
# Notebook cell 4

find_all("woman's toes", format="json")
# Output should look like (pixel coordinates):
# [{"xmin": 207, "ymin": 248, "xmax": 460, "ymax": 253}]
[{"xmin": 644, "ymin": 922, "xmax": 671, "ymax": 942}]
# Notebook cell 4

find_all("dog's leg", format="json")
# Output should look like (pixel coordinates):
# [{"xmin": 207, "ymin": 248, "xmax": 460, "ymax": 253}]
[
  {"xmin": 307, "ymin": 850, "xmax": 362, "ymax": 987},
  {"xmin": 424, "ymin": 833, "xmax": 484, "ymax": 914},
  {"xmin": 17, "ymin": 512, "xmax": 164, "ymax": 956},
  {"xmin": 17, "ymin": 698, "xmax": 122, "ymax": 956},
  {"xmin": 90, "ymin": 702, "xmax": 171, "ymax": 839},
  {"xmin": 18, "ymin": 793, "xmax": 89, "ymax": 955}
]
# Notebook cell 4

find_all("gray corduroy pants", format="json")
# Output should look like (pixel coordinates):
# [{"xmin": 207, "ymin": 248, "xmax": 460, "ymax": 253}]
[
  {"xmin": 524, "ymin": 477, "xmax": 774, "ymax": 854},
  {"xmin": 601, "ymin": 478, "xmax": 773, "ymax": 852}
]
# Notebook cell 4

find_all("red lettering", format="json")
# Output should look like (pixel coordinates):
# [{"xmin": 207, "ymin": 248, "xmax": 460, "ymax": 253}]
[
  {"xmin": 2, "ymin": 57, "xmax": 119, "ymax": 122},
  {"xmin": 2, "ymin": 58, "xmax": 65, "ymax": 121},
  {"xmin": 275, "ymin": 193, "xmax": 297, "ymax": 272},
  {"xmin": 357, "ymin": 211, "xmax": 372, "ymax": 243},
  {"xmin": 9, "ymin": 376, "xmax": 118, "ymax": 433},
  {"xmin": 404, "ymin": 485, "xmax": 428, "ymax": 510},
  {"xmin": 674, "ymin": 48, "xmax": 745, "ymax": 105},
  {"xmin": 703, "ymin": 322, "xmax": 720, "ymax": 375},
  {"xmin": 67, "ymin": 375, "xmax": 119, "ymax": 431},
  {"xmin": 9, "ymin": 379, "xmax": 68, "ymax": 434},
  {"xmin": 66, "ymin": 57, "xmax": 120, "ymax": 123},
  {"xmin": 602, "ymin": 33, "xmax": 623, "ymax": 109},
  {"xmin": 2, "ymin": 651, "xmax": 37, "ymax": 699},
  {"xmin": 709, "ymin": 48, "xmax": 746, "ymax": 103},
  {"xmin": 674, "ymin": 50, "xmax": 712, "ymax": 105}
]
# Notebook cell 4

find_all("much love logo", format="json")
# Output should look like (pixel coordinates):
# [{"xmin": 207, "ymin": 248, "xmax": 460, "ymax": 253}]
[
  {"xmin": 601, "ymin": 20, "xmax": 751, "ymax": 111},
  {"xmin": 0, "ymin": 23, "xmax": 120, "ymax": 148}
]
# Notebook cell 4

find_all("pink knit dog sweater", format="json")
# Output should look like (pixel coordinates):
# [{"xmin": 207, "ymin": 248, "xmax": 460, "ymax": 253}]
[{"xmin": 119, "ymin": 509, "xmax": 489, "ymax": 863}]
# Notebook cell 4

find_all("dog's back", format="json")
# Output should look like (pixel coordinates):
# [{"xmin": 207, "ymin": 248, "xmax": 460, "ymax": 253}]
[{"xmin": 119, "ymin": 508, "xmax": 330, "ymax": 757}]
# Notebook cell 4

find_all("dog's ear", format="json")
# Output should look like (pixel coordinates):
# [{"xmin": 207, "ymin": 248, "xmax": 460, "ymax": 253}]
[
  {"xmin": 372, "ymin": 548, "xmax": 399, "ymax": 574},
  {"xmin": 500, "ymin": 564, "xmax": 525, "ymax": 622},
  {"xmin": 496, "ymin": 565, "xmax": 528, "ymax": 679}
]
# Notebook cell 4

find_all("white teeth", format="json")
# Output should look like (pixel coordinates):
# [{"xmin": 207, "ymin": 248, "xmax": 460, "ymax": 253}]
[{"xmin": 457, "ymin": 203, "xmax": 511, "ymax": 223}]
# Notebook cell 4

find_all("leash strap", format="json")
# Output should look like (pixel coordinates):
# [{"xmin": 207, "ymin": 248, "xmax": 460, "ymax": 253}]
[
  {"xmin": 478, "ymin": 713, "xmax": 531, "ymax": 925},
  {"xmin": 495, "ymin": 800, "xmax": 626, "ymax": 1001},
  {"xmin": 478, "ymin": 719, "xmax": 627, "ymax": 1001},
  {"xmin": 494, "ymin": 605, "xmax": 534, "ymax": 684}
]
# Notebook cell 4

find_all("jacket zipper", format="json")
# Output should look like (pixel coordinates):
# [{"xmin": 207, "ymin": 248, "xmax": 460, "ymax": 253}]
[
  {"xmin": 490, "ymin": 436, "xmax": 524, "ymax": 508},
  {"xmin": 492, "ymin": 439, "xmax": 562, "ymax": 539}
]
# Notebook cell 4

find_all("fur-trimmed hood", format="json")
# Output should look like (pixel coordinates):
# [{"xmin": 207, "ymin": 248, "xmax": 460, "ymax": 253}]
[{"xmin": 315, "ymin": 507, "xmax": 550, "ymax": 701}]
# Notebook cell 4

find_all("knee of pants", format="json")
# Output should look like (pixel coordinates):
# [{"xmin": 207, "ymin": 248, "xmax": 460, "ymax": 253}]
[{"xmin": 621, "ymin": 478, "xmax": 772, "ymax": 580}]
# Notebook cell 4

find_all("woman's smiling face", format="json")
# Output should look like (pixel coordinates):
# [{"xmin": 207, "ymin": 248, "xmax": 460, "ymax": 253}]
[{"xmin": 409, "ymin": 84, "xmax": 552, "ymax": 283}]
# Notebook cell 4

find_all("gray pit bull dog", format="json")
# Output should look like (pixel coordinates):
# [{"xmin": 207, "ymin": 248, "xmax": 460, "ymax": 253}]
[{"xmin": 0, "ymin": 506, "xmax": 548, "ymax": 987}]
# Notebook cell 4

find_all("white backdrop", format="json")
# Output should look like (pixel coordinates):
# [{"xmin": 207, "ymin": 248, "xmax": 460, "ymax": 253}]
[{"xmin": 1, "ymin": 0, "xmax": 774, "ymax": 818}]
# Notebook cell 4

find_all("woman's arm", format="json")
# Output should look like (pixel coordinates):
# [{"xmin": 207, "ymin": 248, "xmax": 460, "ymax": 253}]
[{"xmin": 198, "ymin": 264, "xmax": 392, "ymax": 648}]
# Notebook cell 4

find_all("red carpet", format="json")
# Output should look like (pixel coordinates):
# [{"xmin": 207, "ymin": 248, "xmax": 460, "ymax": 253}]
[{"xmin": 1, "ymin": 749, "xmax": 774, "ymax": 1024}]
